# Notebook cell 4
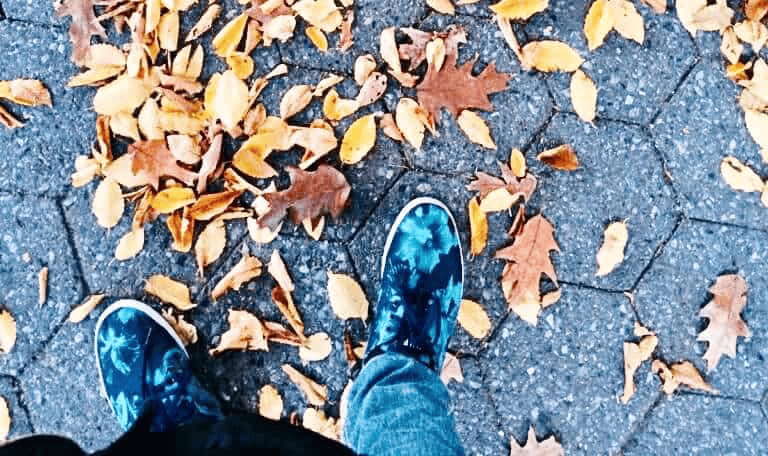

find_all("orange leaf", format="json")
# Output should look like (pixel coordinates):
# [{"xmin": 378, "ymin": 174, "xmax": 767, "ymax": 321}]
[{"xmin": 537, "ymin": 144, "xmax": 580, "ymax": 171}]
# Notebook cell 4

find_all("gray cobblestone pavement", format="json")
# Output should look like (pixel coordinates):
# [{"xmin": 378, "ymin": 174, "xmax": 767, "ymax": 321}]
[{"xmin": 1, "ymin": 0, "xmax": 768, "ymax": 455}]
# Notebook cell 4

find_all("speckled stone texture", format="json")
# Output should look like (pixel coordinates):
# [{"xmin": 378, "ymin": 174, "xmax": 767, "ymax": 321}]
[
  {"xmin": 0, "ymin": 196, "xmax": 83, "ymax": 375},
  {"xmin": 527, "ymin": 113, "xmax": 680, "ymax": 290},
  {"xmin": 623, "ymin": 395, "xmax": 768, "ymax": 455},
  {"xmin": 650, "ymin": 58, "xmax": 768, "ymax": 230},
  {"xmin": 481, "ymin": 285, "xmax": 657, "ymax": 456},
  {"xmin": 634, "ymin": 220, "xmax": 768, "ymax": 401}
]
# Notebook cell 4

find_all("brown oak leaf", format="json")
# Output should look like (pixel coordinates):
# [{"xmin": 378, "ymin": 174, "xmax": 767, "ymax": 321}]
[
  {"xmin": 510, "ymin": 426, "xmax": 564, "ymax": 456},
  {"xmin": 399, "ymin": 26, "xmax": 468, "ymax": 71},
  {"xmin": 416, "ymin": 53, "xmax": 511, "ymax": 123},
  {"xmin": 56, "ymin": 0, "xmax": 107, "ymax": 65},
  {"xmin": 746, "ymin": 0, "xmax": 768, "ymax": 21},
  {"xmin": 129, "ymin": 140, "xmax": 198, "ymax": 190},
  {"xmin": 698, "ymin": 274, "xmax": 751, "ymax": 371},
  {"xmin": 495, "ymin": 214, "xmax": 560, "ymax": 325},
  {"xmin": 467, "ymin": 163, "xmax": 537, "ymax": 201},
  {"xmin": 257, "ymin": 165, "xmax": 351, "ymax": 231}
]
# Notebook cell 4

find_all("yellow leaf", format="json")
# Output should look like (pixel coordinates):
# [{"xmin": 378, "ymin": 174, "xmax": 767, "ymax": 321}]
[
  {"xmin": 427, "ymin": 0, "xmax": 455, "ymax": 15},
  {"xmin": 509, "ymin": 148, "xmax": 527, "ymax": 177},
  {"xmin": 210, "ymin": 309, "xmax": 268, "ymax": 356},
  {"xmin": 195, "ymin": 219, "xmax": 227, "ymax": 274},
  {"xmin": 395, "ymin": 98, "xmax": 428, "ymax": 149},
  {"xmin": 521, "ymin": 40, "xmax": 584, "ymax": 72},
  {"xmin": 720, "ymin": 156, "xmax": 765, "ymax": 193},
  {"xmin": 262, "ymin": 15, "xmax": 297, "ymax": 45},
  {"xmin": 340, "ymin": 114, "xmax": 377, "ymax": 165},
  {"xmin": 185, "ymin": 4, "xmax": 221, "ymax": 42},
  {"xmin": 211, "ymin": 249, "xmax": 263, "ymax": 300},
  {"xmin": 226, "ymin": 52, "xmax": 254, "ymax": 80},
  {"xmin": 314, "ymin": 74, "xmax": 345, "ymax": 97},
  {"xmin": 326, "ymin": 272, "xmax": 369, "ymax": 320},
  {"xmin": 115, "ymin": 228, "xmax": 145, "ymax": 260},
  {"xmin": 93, "ymin": 77, "xmax": 155, "ymax": 116},
  {"xmin": 0, "ymin": 309, "xmax": 16, "ymax": 354},
  {"xmin": 150, "ymin": 187, "xmax": 196, "ymax": 213},
  {"xmin": 379, "ymin": 27, "xmax": 402, "ymax": 73},
  {"xmin": 305, "ymin": 26, "xmax": 329, "ymax": 52},
  {"xmin": 268, "ymin": 250, "xmax": 295, "ymax": 293},
  {"xmin": 609, "ymin": 0, "xmax": 644, "ymax": 45},
  {"xmin": 293, "ymin": 0, "xmax": 342, "ymax": 33},
  {"xmin": 734, "ymin": 20, "xmax": 768, "ymax": 51},
  {"xmin": 457, "ymin": 110, "xmax": 496, "ymax": 149},
  {"xmin": 457, "ymin": 299, "xmax": 491, "ymax": 338},
  {"xmin": 210, "ymin": 70, "xmax": 249, "ymax": 132},
  {"xmin": 584, "ymin": 0, "xmax": 613, "ymax": 50},
  {"xmin": 323, "ymin": 89, "xmax": 359, "ymax": 121},
  {"xmin": 212, "ymin": 13, "xmax": 248, "ymax": 57},
  {"xmin": 145, "ymin": 275, "xmax": 195, "ymax": 311},
  {"xmin": 720, "ymin": 26, "xmax": 743, "ymax": 65},
  {"xmin": 259, "ymin": 385, "xmax": 283, "ymax": 420},
  {"xmin": 84, "ymin": 43, "xmax": 126, "ymax": 68},
  {"xmin": 537, "ymin": 144, "xmax": 580, "ymax": 170},
  {"xmin": 0, "ymin": 79, "xmax": 52, "ymax": 106},
  {"xmin": 92, "ymin": 178, "xmax": 124, "ymax": 228},
  {"xmin": 67, "ymin": 66, "xmax": 124, "ymax": 87},
  {"xmin": 280, "ymin": 85, "xmax": 314, "ymax": 120},
  {"xmin": 596, "ymin": 221, "xmax": 628, "ymax": 276},
  {"xmin": 302, "ymin": 408, "xmax": 340, "ymax": 441},
  {"xmin": 541, "ymin": 289, "xmax": 561, "ymax": 308},
  {"xmin": 691, "ymin": 0, "xmax": 733, "ymax": 33},
  {"xmin": 68, "ymin": 294, "xmax": 106, "ymax": 323},
  {"xmin": 158, "ymin": 11, "xmax": 180, "ymax": 51},
  {"xmin": 299, "ymin": 332, "xmax": 333, "ymax": 362},
  {"xmin": 110, "ymin": 113, "xmax": 141, "ymax": 141},
  {"xmin": 620, "ymin": 334, "xmax": 657, "ymax": 403},
  {"xmin": 468, "ymin": 197, "xmax": 488, "ymax": 256},
  {"xmin": 0, "ymin": 396, "xmax": 9, "ymax": 440},
  {"xmin": 439, "ymin": 352, "xmax": 464, "ymax": 385},
  {"xmin": 571, "ymin": 69, "xmax": 597, "ymax": 123},
  {"xmin": 479, "ymin": 187, "xmax": 519, "ymax": 213},
  {"xmin": 272, "ymin": 286, "xmax": 305, "ymax": 338},
  {"xmin": 490, "ymin": 0, "xmax": 548, "ymax": 20},
  {"xmin": 188, "ymin": 190, "xmax": 242, "ymax": 221},
  {"xmin": 282, "ymin": 364, "xmax": 327, "ymax": 406}
]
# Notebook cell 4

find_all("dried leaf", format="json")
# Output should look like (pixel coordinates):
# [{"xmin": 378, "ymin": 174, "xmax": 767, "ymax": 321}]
[
  {"xmin": 162, "ymin": 308, "xmax": 198, "ymax": 345},
  {"xmin": 38, "ymin": 267, "xmax": 48, "ymax": 306},
  {"xmin": 354, "ymin": 55, "xmax": 377, "ymax": 85},
  {"xmin": 620, "ymin": 334, "xmax": 657, "ymax": 403},
  {"xmin": 268, "ymin": 250, "xmax": 295, "ymax": 293},
  {"xmin": 571, "ymin": 70, "xmax": 597, "ymax": 122},
  {"xmin": 480, "ymin": 188, "xmax": 519, "ymax": 213},
  {"xmin": 280, "ymin": 85, "xmax": 314, "ymax": 120},
  {"xmin": 128, "ymin": 140, "xmax": 197, "ymax": 190},
  {"xmin": 340, "ymin": 114, "xmax": 377, "ymax": 164},
  {"xmin": 746, "ymin": 0, "xmax": 768, "ymax": 21},
  {"xmin": 93, "ymin": 77, "xmax": 155, "ymax": 116},
  {"xmin": 439, "ymin": 352, "xmax": 464, "ymax": 385},
  {"xmin": 185, "ymin": 3, "xmax": 221, "ymax": 42},
  {"xmin": 491, "ymin": 0, "xmax": 548, "ymax": 20},
  {"xmin": 210, "ymin": 70, "xmax": 250, "ymax": 132},
  {"xmin": 158, "ymin": 11, "xmax": 180, "ymax": 51},
  {"xmin": 150, "ymin": 187, "xmax": 195, "ymax": 214},
  {"xmin": 457, "ymin": 110, "xmax": 496, "ymax": 149},
  {"xmin": 609, "ymin": 0, "xmax": 645, "ymax": 45},
  {"xmin": 521, "ymin": 40, "xmax": 584, "ymax": 73},
  {"xmin": 210, "ymin": 309, "xmax": 268, "ymax": 356},
  {"xmin": 92, "ymin": 178, "xmax": 124, "ymax": 228},
  {"xmin": 302, "ymin": 408, "xmax": 340, "ymax": 441},
  {"xmin": 56, "ymin": 0, "xmax": 107, "ymax": 64},
  {"xmin": 327, "ymin": 272, "xmax": 369, "ymax": 320},
  {"xmin": 380, "ymin": 27, "xmax": 402, "ymax": 73},
  {"xmin": 323, "ymin": 89, "xmax": 359, "ymax": 120},
  {"xmin": 734, "ymin": 20, "xmax": 768, "ymax": 51},
  {"xmin": 0, "ymin": 396, "xmax": 9, "ymax": 441},
  {"xmin": 282, "ymin": 364, "xmax": 327, "ymax": 406},
  {"xmin": 68, "ymin": 294, "xmax": 105, "ymax": 323},
  {"xmin": 744, "ymin": 109, "xmax": 768, "ymax": 150},
  {"xmin": 652, "ymin": 360, "xmax": 718, "ymax": 395},
  {"xmin": 427, "ymin": 0, "xmax": 455, "ymax": 15},
  {"xmin": 0, "ymin": 80, "xmax": 52, "ymax": 107},
  {"xmin": 596, "ymin": 221, "xmax": 628, "ymax": 277},
  {"xmin": 0, "ymin": 105, "xmax": 23, "ymax": 129},
  {"xmin": 211, "ymin": 250, "xmax": 263, "ymax": 300},
  {"xmin": 0, "ymin": 309, "xmax": 15, "ymax": 354},
  {"xmin": 510, "ymin": 426, "xmax": 564, "ymax": 456},
  {"xmin": 299, "ymin": 332, "xmax": 333, "ymax": 362},
  {"xmin": 641, "ymin": 0, "xmax": 666, "ymax": 13},
  {"xmin": 306, "ymin": 26, "xmax": 328, "ymax": 52},
  {"xmin": 457, "ymin": 299, "xmax": 491, "ymax": 338},
  {"xmin": 257, "ymin": 166, "xmax": 351, "ymax": 231},
  {"xmin": 293, "ymin": 0, "xmax": 342, "ymax": 33},
  {"xmin": 399, "ymin": 26, "xmax": 467, "ymax": 71},
  {"xmin": 338, "ymin": 10, "xmax": 354, "ymax": 51},
  {"xmin": 248, "ymin": 217, "xmax": 282, "ymax": 244},
  {"xmin": 259, "ymin": 385, "xmax": 283, "ymax": 420},
  {"xmin": 355, "ymin": 72, "xmax": 387, "ymax": 107},
  {"xmin": 115, "ymin": 228, "xmax": 145, "ymax": 260},
  {"xmin": 395, "ymin": 97, "xmax": 429, "ymax": 149},
  {"xmin": 272, "ymin": 286, "xmax": 305, "ymax": 338},
  {"xmin": 212, "ymin": 13, "xmax": 248, "ymax": 57},
  {"xmin": 302, "ymin": 216, "xmax": 325, "ymax": 240},
  {"xmin": 188, "ymin": 191, "xmax": 242, "ymax": 221},
  {"xmin": 537, "ymin": 144, "xmax": 579, "ymax": 170},
  {"xmin": 720, "ymin": 156, "xmax": 765, "ymax": 193},
  {"xmin": 698, "ymin": 274, "xmax": 751, "ymax": 371},
  {"xmin": 145, "ymin": 275, "xmax": 195, "ymax": 311},
  {"xmin": 584, "ymin": 0, "xmax": 614, "ymax": 50},
  {"xmin": 720, "ymin": 26, "xmax": 743, "ymax": 65},
  {"xmin": 467, "ymin": 168, "xmax": 537, "ymax": 201},
  {"xmin": 196, "ymin": 219, "xmax": 227, "ymax": 274},
  {"xmin": 468, "ymin": 197, "xmax": 488, "ymax": 256}
]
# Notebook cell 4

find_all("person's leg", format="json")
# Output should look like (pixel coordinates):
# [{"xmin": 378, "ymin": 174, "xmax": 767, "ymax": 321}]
[{"xmin": 344, "ymin": 198, "xmax": 465, "ymax": 456}]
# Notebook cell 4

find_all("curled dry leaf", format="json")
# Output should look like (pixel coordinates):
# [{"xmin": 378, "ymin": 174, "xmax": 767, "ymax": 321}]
[
  {"xmin": 340, "ymin": 114, "xmax": 377, "ymax": 165},
  {"xmin": 468, "ymin": 197, "xmax": 488, "ymax": 256},
  {"xmin": 195, "ymin": 219, "xmax": 227, "ymax": 274},
  {"xmin": 145, "ymin": 274, "xmax": 195, "ymax": 311},
  {"xmin": 209, "ymin": 309, "xmax": 268, "ymax": 356},
  {"xmin": 652, "ymin": 360, "xmax": 718, "ymax": 395},
  {"xmin": 596, "ymin": 221, "xmax": 629, "ymax": 277},
  {"xmin": 280, "ymin": 84, "xmax": 314, "ymax": 120},
  {"xmin": 490, "ymin": 0, "xmax": 549, "ymax": 20},
  {"xmin": 380, "ymin": 27, "xmax": 402, "ymax": 73},
  {"xmin": 698, "ymin": 274, "xmax": 751, "ymax": 371},
  {"xmin": 282, "ymin": 364, "xmax": 328, "ymax": 406},
  {"xmin": 115, "ymin": 228, "xmax": 145, "ymax": 260},
  {"xmin": 509, "ymin": 149, "xmax": 527, "ymax": 178},
  {"xmin": 272, "ymin": 286, "xmax": 305, "ymax": 339},
  {"xmin": 395, "ymin": 97, "xmax": 432, "ymax": 149},
  {"xmin": 439, "ymin": 352, "xmax": 463, "ymax": 385},
  {"xmin": 185, "ymin": 3, "xmax": 221, "ymax": 42},
  {"xmin": 302, "ymin": 216, "xmax": 325, "ymax": 240},
  {"xmin": 537, "ymin": 144, "xmax": 580, "ymax": 170},
  {"xmin": 620, "ymin": 334, "xmax": 657, "ymax": 404},
  {"xmin": 720, "ymin": 156, "xmax": 765, "ymax": 193},
  {"xmin": 746, "ymin": 0, "xmax": 768, "ymax": 22},
  {"xmin": 306, "ymin": 26, "xmax": 329, "ymax": 52},
  {"xmin": 302, "ymin": 408, "xmax": 341, "ymax": 442},
  {"xmin": 571, "ymin": 69, "xmax": 597, "ymax": 123},
  {"xmin": 299, "ymin": 332, "xmax": 333, "ymax": 362},
  {"xmin": 0, "ymin": 309, "xmax": 16, "ymax": 354},
  {"xmin": 92, "ymin": 178, "xmax": 124, "ymax": 229},
  {"xmin": 38, "ymin": 267, "xmax": 48, "ymax": 306},
  {"xmin": 93, "ymin": 77, "xmax": 155, "ymax": 116},
  {"xmin": 188, "ymin": 190, "xmax": 243, "ymax": 221},
  {"xmin": 379, "ymin": 113, "xmax": 404, "ymax": 142},
  {"xmin": 162, "ymin": 308, "xmax": 198, "ymax": 346},
  {"xmin": 0, "ymin": 105, "xmax": 23, "ymax": 129},
  {"xmin": 259, "ymin": 384, "xmax": 283, "ymax": 420},
  {"xmin": 327, "ymin": 272, "xmax": 369, "ymax": 320},
  {"xmin": 734, "ymin": 20, "xmax": 768, "ymax": 52},
  {"xmin": 151, "ymin": 187, "xmax": 196, "ymax": 214},
  {"xmin": 211, "ymin": 249, "xmax": 263, "ymax": 300},
  {"xmin": 744, "ymin": 109, "xmax": 768, "ymax": 151},
  {"xmin": 720, "ymin": 26, "xmax": 742, "ymax": 65},
  {"xmin": 0, "ymin": 80, "xmax": 52, "ymax": 107},
  {"xmin": 457, "ymin": 111, "xmax": 496, "ymax": 149},
  {"xmin": 323, "ymin": 89, "xmax": 359, "ymax": 121},
  {"xmin": 268, "ymin": 250, "xmax": 295, "ymax": 293},
  {"xmin": 354, "ymin": 55, "xmax": 377, "ymax": 85},
  {"xmin": 641, "ymin": 0, "xmax": 666, "ymax": 13},
  {"xmin": 479, "ymin": 188, "xmax": 519, "ymax": 213},
  {"xmin": 457, "ymin": 299, "xmax": 491, "ymax": 339},
  {"xmin": 68, "ymin": 294, "xmax": 106, "ymax": 323},
  {"xmin": 339, "ymin": 10, "xmax": 355, "ymax": 51},
  {"xmin": 521, "ymin": 40, "xmax": 584, "ymax": 73}
]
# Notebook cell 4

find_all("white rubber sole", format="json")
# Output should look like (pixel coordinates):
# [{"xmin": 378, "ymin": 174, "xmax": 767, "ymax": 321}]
[
  {"xmin": 94, "ymin": 299, "xmax": 188, "ymax": 400},
  {"xmin": 380, "ymin": 197, "xmax": 464, "ymax": 282}
]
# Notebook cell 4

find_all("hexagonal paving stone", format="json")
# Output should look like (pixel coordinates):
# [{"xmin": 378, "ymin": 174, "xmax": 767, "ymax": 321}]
[
  {"xmin": 62, "ymin": 184, "xmax": 247, "ymax": 297},
  {"xmin": 189, "ymin": 236, "xmax": 357, "ymax": 419},
  {"xmin": 349, "ymin": 170, "xmax": 512, "ymax": 355},
  {"xmin": 524, "ymin": 0, "xmax": 697, "ymax": 125},
  {"xmin": 410, "ymin": 14, "xmax": 554, "ymax": 175},
  {"xmin": 480, "ymin": 285, "xmax": 657, "ymax": 456},
  {"xmin": 0, "ymin": 196, "xmax": 84, "ymax": 375},
  {"xmin": 623, "ymin": 395, "xmax": 768, "ymax": 455},
  {"xmin": 650, "ymin": 58, "xmax": 768, "ymax": 230},
  {"xmin": 0, "ymin": 21, "xmax": 95, "ymax": 196},
  {"xmin": 446, "ymin": 357, "xmax": 508, "ymax": 456},
  {"xmin": 527, "ymin": 113, "xmax": 679, "ymax": 291},
  {"xmin": 20, "ymin": 318, "xmax": 122, "ymax": 452},
  {"xmin": 633, "ymin": 220, "xmax": 768, "ymax": 401},
  {"xmin": 0, "ymin": 376, "xmax": 34, "ymax": 439}
]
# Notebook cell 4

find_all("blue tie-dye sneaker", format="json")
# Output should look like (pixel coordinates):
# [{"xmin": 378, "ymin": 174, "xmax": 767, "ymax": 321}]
[
  {"xmin": 95, "ymin": 300, "xmax": 223, "ymax": 432},
  {"xmin": 363, "ymin": 197, "xmax": 464, "ymax": 371}
]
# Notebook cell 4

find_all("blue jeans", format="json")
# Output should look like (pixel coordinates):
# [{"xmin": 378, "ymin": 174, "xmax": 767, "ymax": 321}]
[{"xmin": 344, "ymin": 353, "xmax": 465, "ymax": 456}]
